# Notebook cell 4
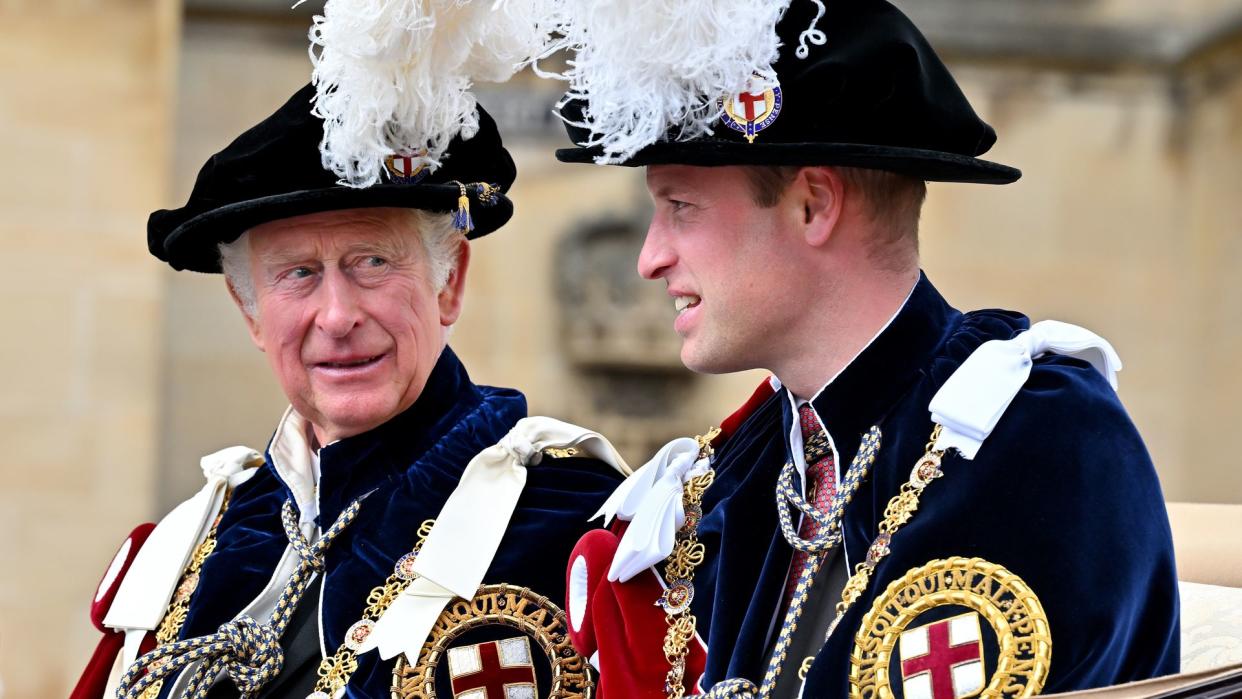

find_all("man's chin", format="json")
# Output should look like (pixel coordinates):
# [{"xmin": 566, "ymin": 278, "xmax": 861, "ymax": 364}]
[
  {"xmin": 679, "ymin": 344, "xmax": 732, "ymax": 376},
  {"xmin": 679, "ymin": 336, "xmax": 763, "ymax": 376}
]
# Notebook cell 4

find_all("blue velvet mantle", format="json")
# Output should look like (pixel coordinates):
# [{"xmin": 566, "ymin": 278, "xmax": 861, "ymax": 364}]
[
  {"xmin": 171, "ymin": 348, "xmax": 623, "ymax": 697},
  {"xmin": 693, "ymin": 274, "xmax": 1179, "ymax": 695}
]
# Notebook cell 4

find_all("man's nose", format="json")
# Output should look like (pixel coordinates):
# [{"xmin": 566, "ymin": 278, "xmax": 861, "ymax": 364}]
[
  {"xmin": 637, "ymin": 222, "xmax": 674, "ymax": 280},
  {"xmin": 316, "ymin": 268, "xmax": 363, "ymax": 338}
]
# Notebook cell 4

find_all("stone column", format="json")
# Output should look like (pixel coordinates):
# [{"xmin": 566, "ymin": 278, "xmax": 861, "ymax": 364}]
[{"xmin": 0, "ymin": 1, "xmax": 178, "ymax": 696}]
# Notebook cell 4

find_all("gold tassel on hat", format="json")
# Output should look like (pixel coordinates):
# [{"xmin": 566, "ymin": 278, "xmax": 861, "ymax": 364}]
[{"xmin": 452, "ymin": 182, "xmax": 474, "ymax": 233}]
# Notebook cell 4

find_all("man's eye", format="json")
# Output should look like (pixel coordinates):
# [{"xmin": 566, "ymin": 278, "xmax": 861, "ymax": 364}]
[
  {"xmin": 669, "ymin": 199, "xmax": 690, "ymax": 212},
  {"xmin": 363, "ymin": 256, "xmax": 387, "ymax": 267},
  {"xmin": 287, "ymin": 266, "xmax": 314, "ymax": 279}
]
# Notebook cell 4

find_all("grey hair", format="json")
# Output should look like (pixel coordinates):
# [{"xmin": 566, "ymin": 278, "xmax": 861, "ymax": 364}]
[{"xmin": 219, "ymin": 209, "xmax": 463, "ymax": 318}]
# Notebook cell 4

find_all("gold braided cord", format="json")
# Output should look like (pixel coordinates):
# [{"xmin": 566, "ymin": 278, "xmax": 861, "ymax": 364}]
[
  {"xmin": 309, "ymin": 519, "xmax": 435, "ymax": 697},
  {"xmin": 660, "ymin": 427, "xmax": 720, "ymax": 699},
  {"xmin": 793, "ymin": 425, "xmax": 948, "ymax": 683}
]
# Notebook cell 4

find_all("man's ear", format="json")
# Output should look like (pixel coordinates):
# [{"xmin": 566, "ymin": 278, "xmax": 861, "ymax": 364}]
[
  {"xmin": 226, "ymin": 278, "xmax": 265, "ymax": 352},
  {"xmin": 438, "ymin": 240, "xmax": 471, "ymax": 326},
  {"xmin": 797, "ymin": 166, "xmax": 845, "ymax": 248}
]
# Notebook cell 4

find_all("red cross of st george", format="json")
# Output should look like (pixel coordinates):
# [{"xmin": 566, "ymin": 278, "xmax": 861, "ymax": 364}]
[
  {"xmin": 450, "ymin": 641, "xmax": 536, "ymax": 698},
  {"xmin": 900, "ymin": 620, "xmax": 982, "ymax": 699},
  {"xmin": 735, "ymin": 91, "xmax": 766, "ymax": 121}
]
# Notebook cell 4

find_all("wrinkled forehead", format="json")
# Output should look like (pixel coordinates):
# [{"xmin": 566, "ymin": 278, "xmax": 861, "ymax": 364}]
[{"xmin": 246, "ymin": 207, "xmax": 421, "ymax": 262}]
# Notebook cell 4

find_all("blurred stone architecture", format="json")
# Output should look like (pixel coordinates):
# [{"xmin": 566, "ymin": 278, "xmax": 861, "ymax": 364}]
[{"xmin": 1, "ymin": 0, "xmax": 1241, "ymax": 696}]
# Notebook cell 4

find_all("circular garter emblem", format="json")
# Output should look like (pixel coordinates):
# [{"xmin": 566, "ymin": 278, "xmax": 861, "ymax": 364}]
[
  {"xmin": 393, "ymin": 583, "xmax": 593, "ymax": 699},
  {"xmin": 849, "ymin": 557, "xmax": 1050, "ymax": 699},
  {"xmin": 718, "ymin": 73, "xmax": 782, "ymax": 144}
]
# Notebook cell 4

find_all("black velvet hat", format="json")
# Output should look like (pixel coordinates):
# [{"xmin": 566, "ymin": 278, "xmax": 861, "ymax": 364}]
[
  {"xmin": 555, "ymin": 0, "xmax": 1019, "ymax": 184},
  {"xmin": 149, "ymin": 83, "xmax": 516, "ymax": 273}
]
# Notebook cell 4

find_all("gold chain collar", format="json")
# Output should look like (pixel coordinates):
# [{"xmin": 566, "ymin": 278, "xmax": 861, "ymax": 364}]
[
  {"xmin": 796, "ymin": 424, "xmax": 947, "ymax": 681},
  {"xmin": 659, "ymin": 427, "xmax": 721, "ymax": 699},
  {"xmin": 307, "ymin": 518, "xmax": 436, "ymax": 698}
]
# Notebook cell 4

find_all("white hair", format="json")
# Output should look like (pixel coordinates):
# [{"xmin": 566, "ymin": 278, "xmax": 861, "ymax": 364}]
[{"xmin": 219, "ymin": 208, "xmax": 463, "ymax": 318}]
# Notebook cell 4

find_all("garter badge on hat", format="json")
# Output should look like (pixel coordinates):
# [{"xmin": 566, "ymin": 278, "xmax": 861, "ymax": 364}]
[
  {"xmin": 384, "ymin": 152, "xmax": 431, "ymax": 185},
  {"xmin": 719, "ymin": 73, "xmax": 782, "ymax": 144},
  {"xmin": 850, "ymin": 557, "xmax": 1051, "ymax": 699}
]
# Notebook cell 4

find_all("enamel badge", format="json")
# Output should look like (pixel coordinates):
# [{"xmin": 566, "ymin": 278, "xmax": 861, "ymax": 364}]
[
  {"xmin": 385, "ymin": 152, "xmax": 430, "ymax": 184},
  {"xmin": 392, "ymin": 583, "xmax": 592, "ymax": 698},
  {"xmin": 447, "ymin": 637, "xmax": 537, "ymax": 698},
  {"xmin": 849, "ymin": 557, "xmax": 1051, "ymax": 699},
  {"xmin": 719, "ymin": 74, "xmax": 783, "ymax": 144},
  {"xmin": 898, "ymin": 612, "xmax": 986, "ymax": 699}
]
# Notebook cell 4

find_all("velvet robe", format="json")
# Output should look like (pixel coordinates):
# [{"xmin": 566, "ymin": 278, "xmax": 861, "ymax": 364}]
[
  {"xmin": 693, "ymin": 274, "xmax": 1179, "ymax": 695},
  {"xmin": 165, "ymin": 348, "xmax": 623, "ymax": 697}
]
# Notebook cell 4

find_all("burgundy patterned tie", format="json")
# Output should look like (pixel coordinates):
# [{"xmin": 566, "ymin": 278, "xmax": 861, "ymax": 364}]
[{"xmin": 783, "ymin": 404, "xmax": 837, "ymax": 605}]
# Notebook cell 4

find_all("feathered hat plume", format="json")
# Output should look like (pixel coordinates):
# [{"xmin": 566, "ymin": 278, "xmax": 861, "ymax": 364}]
[
  {"xmin": 309, "ymin": 0, "xmax": 561, "ymax": 187},
  {"xmin": 543, "ymin": 0, "xmax": 802, "ymax": 164}
]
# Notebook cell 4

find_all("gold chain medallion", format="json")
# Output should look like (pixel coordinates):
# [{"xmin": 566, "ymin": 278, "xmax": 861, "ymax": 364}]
[
  {"xmin": 849, "ymin": 557, "xmax": 1051, "ymax": 699},
  {"xmin": 392, "ymin": 583, "xmax": 592, "ymax": 699}
]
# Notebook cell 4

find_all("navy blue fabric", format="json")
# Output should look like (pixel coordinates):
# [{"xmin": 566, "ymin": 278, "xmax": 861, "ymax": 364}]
[
  {"xmin": 173, "ymin": 347, "xmax": 623, "ymax": 697},
  {"xmin": 693, "ymin": 274, "xmax": 1180, "ymax": 694}
]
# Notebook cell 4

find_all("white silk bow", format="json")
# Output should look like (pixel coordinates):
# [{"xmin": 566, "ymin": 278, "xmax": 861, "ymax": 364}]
[
  {"xmin": 592, "ymin": 437, "xmax": 710, "ymax": 583},
  {"xmin": 360, "ymin": 416, "xmax": 630, "ymax": 662},
  {"xmin": 104, "ymin": 446, "xmax": 262, "ymax": 633},
  {"xmin": 930, "ymin": 319, "xmax": 1122, "ymax": 459}
]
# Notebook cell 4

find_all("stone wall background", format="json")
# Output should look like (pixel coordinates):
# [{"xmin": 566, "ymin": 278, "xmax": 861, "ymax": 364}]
[{"xmin": 1, "ymin": 1, "xmax": 1240, "ymax": 696}]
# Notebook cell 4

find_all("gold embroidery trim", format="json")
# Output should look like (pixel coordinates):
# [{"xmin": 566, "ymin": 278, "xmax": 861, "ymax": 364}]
[
  {"xmin": 392, "ymin": 583, "xmax": 593, "ymax": 698},
  {"xmin": 848, "ymin": 557, "xmax": 1051, "ymax": 698},
  {"xmin": 661, "ymin": 427, "xmax": 721, "ymax": 699},
  {"xmin": 308, "ymin": 518, "xmax": 435, "ymax": 697}
]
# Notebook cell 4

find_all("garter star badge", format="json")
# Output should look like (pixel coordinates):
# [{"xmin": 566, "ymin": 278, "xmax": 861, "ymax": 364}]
[
  {"xmin": 393, "ymin": 584, "xmax": 592, "ymax": 699},
  {"xmin": 719, "ymin": 73, "xmax": 783, "ymax": 144},
  {"xmin": 849, "ymin": 558, "xmax": 1051, "ymax": 699}
]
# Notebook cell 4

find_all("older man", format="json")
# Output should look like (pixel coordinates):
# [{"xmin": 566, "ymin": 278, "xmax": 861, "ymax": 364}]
[
  {"xmin": 552, "ymin": 1, "xmax": 1179, "ymax": 697},
  {"xmin": 73, "ymin": 83, "xmax": 625, "ymax": 699}
]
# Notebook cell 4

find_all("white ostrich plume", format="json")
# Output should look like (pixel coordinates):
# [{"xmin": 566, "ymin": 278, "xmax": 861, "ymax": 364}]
[
  {"xmin": 310, "ymin": 0, "xmax": 561, "ymax": 187},
  {"xmin": 546, "ymin": 0, "xmax": 794, "ymax": 164}
]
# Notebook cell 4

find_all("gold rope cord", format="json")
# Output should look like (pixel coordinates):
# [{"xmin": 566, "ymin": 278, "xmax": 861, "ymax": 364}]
[
  {"xmin": 137, "ymin": 492, "xmax": 234, "ymax": 699},
  {"xmin": 796, "ymin": 424, "xmax": 947, "ymax": 682}
]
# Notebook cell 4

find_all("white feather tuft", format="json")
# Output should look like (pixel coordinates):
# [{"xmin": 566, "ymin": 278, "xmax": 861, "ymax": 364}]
[
  {"xmin": 546, "ymin": 0, "xmax": 794, "ymax": 164},
  {"xmin": 310, "ymin": 0, "xmax": 562, "ymax": 187}
]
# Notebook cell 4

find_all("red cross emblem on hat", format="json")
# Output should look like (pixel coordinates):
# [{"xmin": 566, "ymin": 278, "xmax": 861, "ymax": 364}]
[
  {"xmin": 719, "ymin": 74, "xmax": 783, "ymax": 144},
  {"xmin": 899, "ymin": 612, "xmax": 986, "ymax": 699},
  {"xmin": 384, "ymin": 151, "xmax": 429, "ymax": 184},
  {"xmin": 447, "ymin": 636, "xmax": 538, "ymax": 699}
]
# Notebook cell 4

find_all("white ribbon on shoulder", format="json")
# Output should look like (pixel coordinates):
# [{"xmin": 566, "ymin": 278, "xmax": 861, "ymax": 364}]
[
  {"xmin": 929, "ymin": 319, "xmax": 1122, "ymax": 459},
  {"xmin": 592, "ymin": 437, "xmax": 710, "ymax": 583},
  {"xmin": 102, "ymin": 446, "xmax": 262, "ymax": 673},
  {"xmin": 587, "ymin": 377, "xmax": 786, "ymax": 585},
  {"xmin": 104, "ymin": 446, "xmax": 262, "ymax": 632},
  {"xmin": 362, "ymin": 416, "xmax": 630, "ymax": 662}
]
